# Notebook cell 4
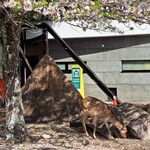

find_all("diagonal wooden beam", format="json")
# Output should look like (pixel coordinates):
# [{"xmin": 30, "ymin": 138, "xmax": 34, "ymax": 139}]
[
  {"xmin": 37, "ymin": 22, "xmax": 121, "ymax": 104},
  {"xmin": 19, "ymin": 46, "xmax": 32, "ymax": 73}
]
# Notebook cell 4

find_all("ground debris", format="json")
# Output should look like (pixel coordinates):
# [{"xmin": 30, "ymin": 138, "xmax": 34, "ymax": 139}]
[{"xmin": 0, "ymin": 123, "xmax": 150, "ymax": 149}]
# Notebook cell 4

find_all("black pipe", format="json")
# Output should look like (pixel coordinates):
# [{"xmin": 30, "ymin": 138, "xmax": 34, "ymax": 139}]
[{"xmin": 38, "ymin": 22, "xmax": 121, "ymax": 104}]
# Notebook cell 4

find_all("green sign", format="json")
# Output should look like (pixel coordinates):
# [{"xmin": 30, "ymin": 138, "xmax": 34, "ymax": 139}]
[{"xmin": 72, "ymin": 68, "xmax": 80, "ymax": 89}]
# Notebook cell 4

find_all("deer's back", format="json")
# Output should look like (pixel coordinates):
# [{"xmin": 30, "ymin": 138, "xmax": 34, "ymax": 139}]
[{"xmin": 82, "ymin": 96, "xmax": 113, "ymax": 119}]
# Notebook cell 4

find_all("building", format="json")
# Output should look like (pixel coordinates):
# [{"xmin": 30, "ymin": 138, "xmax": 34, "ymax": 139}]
[{"xmin": 47, "ymin": 21, "xmax": 150, "ymax": 102}]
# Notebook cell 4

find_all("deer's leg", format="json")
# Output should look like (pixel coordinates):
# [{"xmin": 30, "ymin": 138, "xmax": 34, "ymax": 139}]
[
  {"xmin": 93, "ymin": 116, "xmax": 98, "ymax": 139},
  {"xmin": 81, "ymin": 109, "xmax": 89, "ymax": 137},
  {"xmin": 105, "ymin": 123, "xmax": 114, "ymax": 139}
]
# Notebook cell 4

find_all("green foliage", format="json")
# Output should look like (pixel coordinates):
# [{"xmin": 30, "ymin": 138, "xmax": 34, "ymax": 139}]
[
  {"xmin": 91, "ymin": 0, "xmax": 102, "ymax": 10},
  {"xmin": 33, "ymin": 0, "xmax": 48, "ymax": 8},
  {"xmin": 42, "ymin": 0, "xmax": 48, "ymax": 5},
  {"xmin": 13, "ymin": 4, "xmax": 22, "ymax": 13},
  {"xmin": 23, "ymin": 11, "xmax": 48, "ymax": 22},
  {"xmin": 33, "ymin": 3, "xmax": 43, "ymax": 9},
  {"xmin": 127, "ymin": 14, "xmax": 132, "ymax": 20}
]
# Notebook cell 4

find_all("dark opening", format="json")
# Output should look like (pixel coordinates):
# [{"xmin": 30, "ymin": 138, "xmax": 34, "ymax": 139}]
[
  {"xmin": 27, "ymin": 55, "xmax": 39, "ymax": 69},
  {"xmin": 107, "ymin": 88, "xmax": 117, "ymax": 101}
]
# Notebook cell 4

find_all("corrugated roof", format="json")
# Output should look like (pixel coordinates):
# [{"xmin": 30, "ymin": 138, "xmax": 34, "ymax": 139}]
[
  {"xmin": 25, "ymin": 21, "xmax": 150, "ymax": 40},
  {"xmin": 48, "ymin": 21, "xmax": 150, "ymax": 39}
]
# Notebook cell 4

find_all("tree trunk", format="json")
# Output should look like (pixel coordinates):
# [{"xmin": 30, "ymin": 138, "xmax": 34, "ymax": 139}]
[{"xmin": 0, "ymin": 12, "xmax": 27, "ymax": 143}]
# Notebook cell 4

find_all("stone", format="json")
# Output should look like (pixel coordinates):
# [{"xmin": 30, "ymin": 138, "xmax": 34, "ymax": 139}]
[
  {"xmin": 110, "ymin": 102, "xmax": 150, "ymax": 140},
  {"xmin": 22, "ymin": 54, "xmax": 82, "ymax": 124},
  {"xmin": 42, "ymin": 134, "xmax": 52, "ymax": 139}
]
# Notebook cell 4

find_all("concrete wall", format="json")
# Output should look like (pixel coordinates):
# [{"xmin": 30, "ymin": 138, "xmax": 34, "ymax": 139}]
[{"xmin": 49, "ymin": 35, "xmax": 150, "ymax": 102}]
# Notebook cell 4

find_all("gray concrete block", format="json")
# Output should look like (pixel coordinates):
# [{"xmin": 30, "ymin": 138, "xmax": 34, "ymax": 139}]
[
  {"xmin": 103, "ymin": 73, "xmax": 132, "ymax": 85},
  {"xmin": 103, "ymin": 73, "xmax": 119, "ymax": 85},
  {"xmin": 80, "ymin": 52, "xmax": 103, "ymax": 61},
  {"xmin": 130, "ymin": 73, "xmax": 150, "ymax": 84},
  {"xmin": 87, "ymin": 60, "xmax": 121, "ymax": 73},
  {"xmin": 84, "ymin": 84, "xmax": 107, "ymax": 101},
  {"xmin": 131, "ymin": 85, "xmax": 147, "ymax": 100},
  {"xmin": 121, "ymin": 48, "xmax": 134, "ymax": 60},
  {"xmin": 87, "ymin": 61, "xmax": 104, "ymax": 72},
  {"xmin": 102, "ymin": 61, "xmax": 122, "ymax": 72},
  {"xmin": 103, "ymin": 48, "xmax": 124, "ymax": 60},
  {"xmin": 129, "ymin": 47, "xmax": 150, "ymax": 60},
  {"xmin": 131, "ymin": 85, "xmax": 150, "ymax": 101},
  {"xmin": 142, "ymin": 85, "xmax": 150, "ymax": 100},
  {"xmin": 116, "ymin": 85, "xmax": 132, "ymax": 102}
]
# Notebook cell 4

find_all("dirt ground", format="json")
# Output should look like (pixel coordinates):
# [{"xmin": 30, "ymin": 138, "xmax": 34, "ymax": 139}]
[{"xmin": 0, "ymin": 123, "xmax": 150, "ymax": 150}]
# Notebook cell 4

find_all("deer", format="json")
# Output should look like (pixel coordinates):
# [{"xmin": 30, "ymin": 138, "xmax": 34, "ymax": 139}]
[{"xmin": 81, "ymin": 96, "xmax": 127, "ymax": 139}]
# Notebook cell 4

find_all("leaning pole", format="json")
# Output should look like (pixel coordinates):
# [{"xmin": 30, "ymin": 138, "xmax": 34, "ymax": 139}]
[{"xmin": 37, "ymin": 22, "xmax": 121, "ymax": 104}]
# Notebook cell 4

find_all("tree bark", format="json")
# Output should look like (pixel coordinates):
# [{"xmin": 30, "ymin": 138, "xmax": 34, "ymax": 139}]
[{"xmin": 0, "ymin": 12, "xmax": 27, "ymax": 143}]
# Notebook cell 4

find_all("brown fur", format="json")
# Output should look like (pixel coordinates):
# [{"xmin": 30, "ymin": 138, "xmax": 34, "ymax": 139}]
[{"xmin": 81, "ymin": 96, "xmax": 127, "ymax": 139}]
